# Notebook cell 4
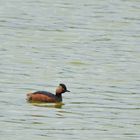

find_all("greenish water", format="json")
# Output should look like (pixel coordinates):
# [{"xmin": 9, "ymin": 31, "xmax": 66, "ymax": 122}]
[{"xmin": 0, "ymin": 0, "xmax": 140, "ymax": 140}]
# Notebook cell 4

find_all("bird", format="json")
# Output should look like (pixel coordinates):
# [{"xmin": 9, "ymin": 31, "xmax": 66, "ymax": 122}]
[{"xmin": 26, "ymin": 83, "xmax": 70, "ymax": 103}]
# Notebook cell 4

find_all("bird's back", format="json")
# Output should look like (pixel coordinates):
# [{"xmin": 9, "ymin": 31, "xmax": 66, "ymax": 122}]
[{"xmin": 27, "ymin": 91, "xmax": 62, "ymax": 103}]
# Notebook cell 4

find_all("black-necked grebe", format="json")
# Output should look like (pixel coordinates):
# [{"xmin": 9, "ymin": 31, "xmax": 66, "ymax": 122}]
[{"xmin": 27, "ymin": 83, "xmax": 70, "ymax": 103}]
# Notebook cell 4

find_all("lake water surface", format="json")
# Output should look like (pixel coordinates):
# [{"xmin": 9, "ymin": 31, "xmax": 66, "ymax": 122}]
[{"xmin": 0, "ymin": 0, "xmax": 140, "ymax": 140}]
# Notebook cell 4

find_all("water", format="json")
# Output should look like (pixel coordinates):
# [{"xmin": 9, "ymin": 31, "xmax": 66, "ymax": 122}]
[{"xmin": 0, "ymin": 0, "xmax": 140, "ymax": 140}]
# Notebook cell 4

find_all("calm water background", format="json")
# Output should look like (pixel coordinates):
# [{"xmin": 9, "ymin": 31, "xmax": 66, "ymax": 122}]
[{"xmin": 0, "ymin": 0, "xmax": 140, "ymax": 140}]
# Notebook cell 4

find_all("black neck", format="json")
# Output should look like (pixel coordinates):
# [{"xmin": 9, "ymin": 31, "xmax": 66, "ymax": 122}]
[
  {"xmin": 56, "ymin": 93, "xmax": 62, "ymax": 97},
  {"xmin": 56, "ymin": 94, "xmax": 62, "ymax": 102}
]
